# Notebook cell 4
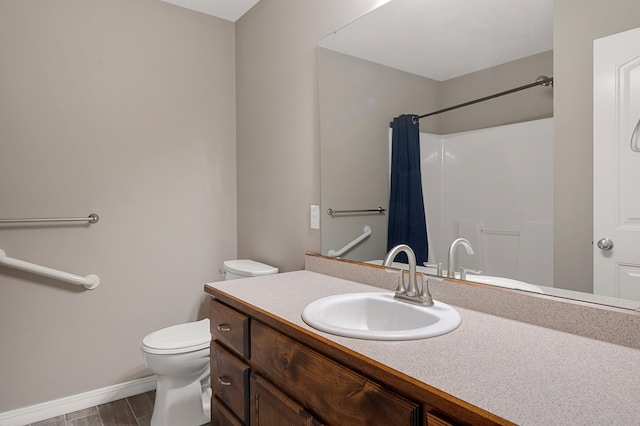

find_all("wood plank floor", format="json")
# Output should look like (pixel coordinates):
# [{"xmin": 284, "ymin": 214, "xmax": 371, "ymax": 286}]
[
  {"xmin": 27, "ymin": 391, "xmax": 206, "ymax": 426},
  {"xmin": 26, "ymin": 390, "xmax": 154, "ymax": 426},
  {"xmin": 25, "ymin": 391, "xmax": 211, "ymax": 426}
]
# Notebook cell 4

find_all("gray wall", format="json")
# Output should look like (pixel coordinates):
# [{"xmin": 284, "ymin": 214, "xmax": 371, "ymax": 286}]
[
  {"xmin": 441, "ymin": 50, "xmax": 553, "ymax": 134},
  {"xmin": 0, "ymin": 0, "xmax": 236, "ymax": 411},
  {"xmin": 554, "ymin": 0, "xmax": 640, "ymax": 292},
  {"xmin": 235, "ymin": 0, "xmax": 385, "ymax": 272}
]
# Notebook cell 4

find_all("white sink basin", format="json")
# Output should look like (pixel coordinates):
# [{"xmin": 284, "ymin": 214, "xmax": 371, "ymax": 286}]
[{"xmin": 301, "ymin": 292, "xmax": 461, "ymax": 341}]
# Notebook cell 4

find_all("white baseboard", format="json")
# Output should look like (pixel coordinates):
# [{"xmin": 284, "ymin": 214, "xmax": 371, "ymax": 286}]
[{"xmin": 0, "ymin": 376, "xmax": 157, "ymax": 426}]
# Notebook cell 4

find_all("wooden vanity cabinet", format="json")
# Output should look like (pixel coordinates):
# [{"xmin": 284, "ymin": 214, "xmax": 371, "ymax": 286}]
[{"xmin": 208, "ymin": 296, "xmax": 511, "ymax": 426}]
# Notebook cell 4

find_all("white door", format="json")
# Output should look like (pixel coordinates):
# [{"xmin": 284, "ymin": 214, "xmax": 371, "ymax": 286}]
[{"xmin": 593, "ymin": 27, "xmax": 640, "ymax": 300}]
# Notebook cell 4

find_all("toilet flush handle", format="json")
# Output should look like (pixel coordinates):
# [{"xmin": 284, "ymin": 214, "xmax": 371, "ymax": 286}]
[{"xmin": 217, "ymin": 324, "xmax": 231, "ymax": 332}]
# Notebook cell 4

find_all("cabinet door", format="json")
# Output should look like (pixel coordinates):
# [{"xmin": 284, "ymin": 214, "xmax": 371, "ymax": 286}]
[
  {"xmin": 251, "ymin": 321, "xmax": 420, "ymax": 425},
  {"xmin": 212, "ymin": 397, "xmax": 243, "ymax": 426},
  {"xmin": 249, "ymin": 372, "xmax": 319, "ymax": 426},
  {"xmin": 211, "ymin": 341, "xmax": 250, "ymax": 424}
]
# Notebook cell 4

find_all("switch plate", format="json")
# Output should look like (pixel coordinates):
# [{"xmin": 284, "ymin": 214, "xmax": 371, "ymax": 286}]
[{"xmin": 310, "ymin": 205, "xmax": 320, "ymax": 229}]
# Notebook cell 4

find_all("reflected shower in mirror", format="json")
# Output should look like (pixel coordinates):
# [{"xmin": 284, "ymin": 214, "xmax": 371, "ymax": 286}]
[{"xmin": 318, "ymin": 0, "xmax": 640, "ymax": 310}]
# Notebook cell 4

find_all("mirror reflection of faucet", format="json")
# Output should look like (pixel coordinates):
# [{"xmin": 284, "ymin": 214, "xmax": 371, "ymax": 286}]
[
  {"xmin": 447, "ymin": 238, "xmax": 475, "ymax": 278},
  {"xmin": 423, "ymin": 262, "xmax": 442, "ymax": 276},
  {"xmin": 460, "ymin": 266, "xmax": 482, "ymax": 281},
  {"xmin": 423, "ymin": 262, "xmax": 481, "ymax": 280}
]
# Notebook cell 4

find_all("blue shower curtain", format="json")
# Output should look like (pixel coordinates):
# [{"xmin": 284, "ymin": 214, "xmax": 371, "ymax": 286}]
[{"xmin": 387, "ymin": 114, "xmax": 428, "ymax": 264}]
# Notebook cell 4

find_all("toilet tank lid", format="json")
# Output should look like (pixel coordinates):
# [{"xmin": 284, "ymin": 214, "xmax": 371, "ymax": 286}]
[
  {"xmin": 142, "ymin": 318, "xmax": 210, "ymax": 352},
  {"xmin": 223, "ymin": 259, "xmax": 278, "ymax": 277}
]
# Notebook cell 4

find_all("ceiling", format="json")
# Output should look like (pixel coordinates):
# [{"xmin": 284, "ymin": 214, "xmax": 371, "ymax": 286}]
[
  {"xmin": 319, "ymin": 0, "xmax": 554, "ymax": 81},
  {"xmin": 160, "ymin": 0, "xmax": 260, "ymax": 22}
]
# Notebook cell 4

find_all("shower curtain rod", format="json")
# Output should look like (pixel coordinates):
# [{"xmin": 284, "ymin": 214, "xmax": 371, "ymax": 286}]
[{"xmin": 390, "ymin": 75, "xmax": 553, "ymax": 126}]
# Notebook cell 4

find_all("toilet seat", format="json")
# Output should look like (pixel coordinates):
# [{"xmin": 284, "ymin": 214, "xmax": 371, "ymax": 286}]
[{"xmin": 142, "ymin": 319, "xmax": 210, "ymax": 355}]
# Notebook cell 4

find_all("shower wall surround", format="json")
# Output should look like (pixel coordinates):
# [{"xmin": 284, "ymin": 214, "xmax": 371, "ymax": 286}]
[{"xmin": 421, "ymin": 118, "xmax": 554, "ymax": 287}]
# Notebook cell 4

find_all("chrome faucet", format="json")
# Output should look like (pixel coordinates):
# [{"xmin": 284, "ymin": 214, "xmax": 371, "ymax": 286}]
[
  {"xmin": 447, "ymin": 238, "xmax": 475, "ymax": 278},
  {"xmin": 383, "ymin": 244, "xmax": 433, "ymax": 306},
  {"xmin": 383, "ymin": 244, "xmax": 418, "ymax": 296}
]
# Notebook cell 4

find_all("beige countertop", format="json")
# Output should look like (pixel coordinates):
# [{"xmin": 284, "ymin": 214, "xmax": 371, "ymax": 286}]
[{"xmin": 206, "ymin": 270, "xmax": 640, "ymax": 426}]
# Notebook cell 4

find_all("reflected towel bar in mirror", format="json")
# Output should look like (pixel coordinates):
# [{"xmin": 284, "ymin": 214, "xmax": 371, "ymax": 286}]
[
  {"xmin": 481, "ymin": 229, "xmax": 520, "ymax": 237},
  {"xmin": 327, "ymin": 207, "xmax": 385, "ymax": 216}
]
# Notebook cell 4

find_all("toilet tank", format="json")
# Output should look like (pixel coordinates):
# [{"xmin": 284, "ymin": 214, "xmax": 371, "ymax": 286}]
[{"xmin": 223, "ymin": 259, "xmax": 278, "ymax": 280}]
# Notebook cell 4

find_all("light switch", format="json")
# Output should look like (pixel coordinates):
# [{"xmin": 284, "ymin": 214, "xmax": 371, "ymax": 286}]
[{"xmin": 310, "ymin": 205, "xmax": 320, "ymax": 229}]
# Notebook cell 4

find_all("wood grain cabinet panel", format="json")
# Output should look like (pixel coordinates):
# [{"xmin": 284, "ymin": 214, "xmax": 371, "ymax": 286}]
[
  {"xmin": 212, "ymin": 397, "xmax": 244, "ymax": 426},
  {"xmin": 211, "ymin": 341, "xmax": 250, "ymax": 424},
  {"xmin": 211, "ymin": 299, "xmax": 250, "ymax": 359},
  {"xmin": 249, "ymin": 372, "xmax": 320, "ymax": 426},
  {"xmin": 250, "ymin": 320, "xmax": 420, "ymax": 426},
  {"xmin": 426, "ymin": 411, "xmax": 458, "ymax": 426}
]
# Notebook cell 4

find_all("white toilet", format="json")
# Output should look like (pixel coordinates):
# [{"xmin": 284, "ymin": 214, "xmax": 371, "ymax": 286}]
[{"xmin": 140, "ymin": 259, "xmax": 278, "ymax": 426}]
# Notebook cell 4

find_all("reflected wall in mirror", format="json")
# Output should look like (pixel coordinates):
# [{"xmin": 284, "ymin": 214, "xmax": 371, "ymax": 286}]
[{"xmin": 319, "ymin": 0, "xmax": 640, "ymax": 310}]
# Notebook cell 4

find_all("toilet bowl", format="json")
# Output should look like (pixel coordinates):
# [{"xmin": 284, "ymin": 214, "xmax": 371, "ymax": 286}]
[
  {"xmin": 141, "ymin": 259, "xmax": 277, "ymax": 425},
  {"xmin": 141, "ymin": 319, "xmax": 212, "ymax": 426}
]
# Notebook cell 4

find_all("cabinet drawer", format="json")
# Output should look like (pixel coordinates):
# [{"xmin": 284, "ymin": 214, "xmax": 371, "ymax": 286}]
[
  {"xmin": 251, "ymin": 321, "xmax": 420, "ymax": 426},
  {"xmin": 211, "ymin": 341, "xmax": 250, "ymax": 424},
  {"xmin": 212, "ymin": 396, "xmax": 244, "ymax": 426},
  {"xmin": 211, "ymin": 299, "xmax": 250, "ymax": 358}
]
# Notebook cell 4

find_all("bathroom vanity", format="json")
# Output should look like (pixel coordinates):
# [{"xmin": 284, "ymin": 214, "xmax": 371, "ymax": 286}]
[
  {"xmin": 204, "ymin": 265, "xmax": 640, "ymax": 425},
  {"xmin": 206, "ymin": 277, "xmax": 502, "ymax": 425}
]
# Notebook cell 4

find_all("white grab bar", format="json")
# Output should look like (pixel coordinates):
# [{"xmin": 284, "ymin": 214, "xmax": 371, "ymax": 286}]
[
  {"xmin": 0, "ymin": 249, "xmax": 99, "ymax": 289},
  {"xmin": 328, "ymin": 226, "xmax": 372, "ymax": 258}
]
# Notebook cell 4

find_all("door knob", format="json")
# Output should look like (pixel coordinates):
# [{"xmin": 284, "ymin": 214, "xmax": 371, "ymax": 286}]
[{"xmin": 597, "ymin": 238, "xmax": 614, "ymax": 251}]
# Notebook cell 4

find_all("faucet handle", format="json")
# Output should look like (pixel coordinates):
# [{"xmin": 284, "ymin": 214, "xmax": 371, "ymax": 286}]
[
  {"xmin": 385, "ymin": 267, "xmax": 406, "ymax": 294},
  {"xmin": 419, "ymin": 275, "xmax": 436, "ymax": 307},
  {"xmin": 459, "ymin": 266, "xmax": 482, "ymax": 281},
  {"xmin": 423, "ymin": 262, "xmax": 442, "ymax": 277}
]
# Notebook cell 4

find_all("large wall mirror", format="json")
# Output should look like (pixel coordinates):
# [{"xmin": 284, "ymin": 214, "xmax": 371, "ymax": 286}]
[{"xmin": 318, "ymin": 0, "xmax": 640, "ymax": 310}]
